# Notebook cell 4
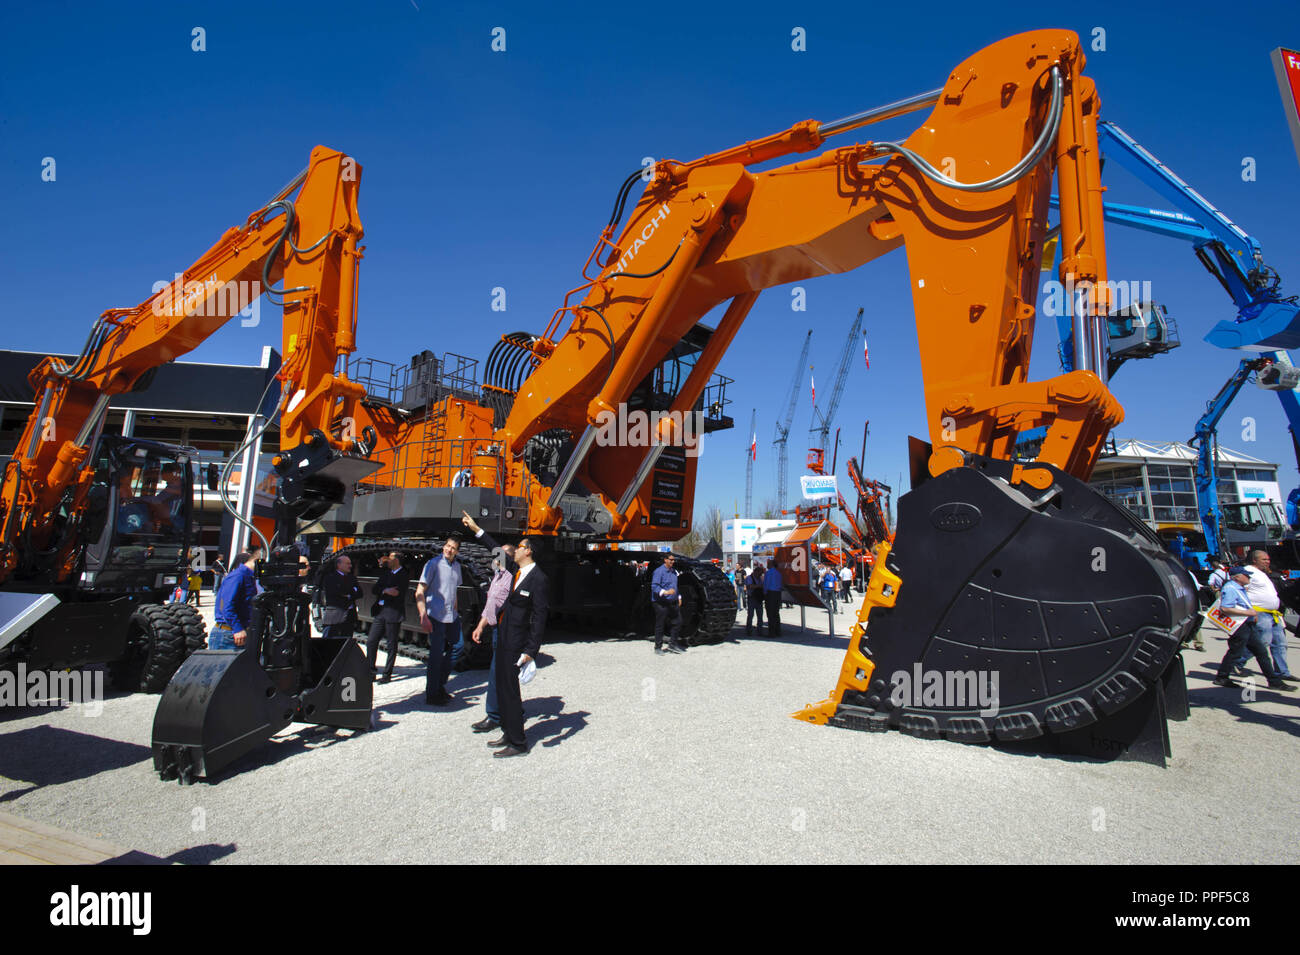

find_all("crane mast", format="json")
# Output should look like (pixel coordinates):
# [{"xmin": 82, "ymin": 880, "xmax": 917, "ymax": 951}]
[
  {"xmin": 773, "ymin": 330, "xmax": 813, "ymax": 510},
  {"xmin": 808, "ymin": 307, "xmax": 864, "ymax": 474}
]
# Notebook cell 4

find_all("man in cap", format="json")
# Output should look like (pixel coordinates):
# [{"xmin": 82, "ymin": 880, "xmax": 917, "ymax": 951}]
[{"xmin": 1213, "ymin": 566, "xmax": 1294, "ymax": 691}]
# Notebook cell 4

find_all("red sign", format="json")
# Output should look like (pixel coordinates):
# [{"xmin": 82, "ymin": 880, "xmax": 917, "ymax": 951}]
[{"xmin": 1273, "ymin": 47, "xmax": 1300, "ymax": 167}]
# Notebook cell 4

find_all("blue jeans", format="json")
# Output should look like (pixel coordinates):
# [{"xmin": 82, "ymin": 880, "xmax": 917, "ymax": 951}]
[
  {"xmin": 484, "ymin": 626, "xmax": 500, "ymax": 723},
  {"xmin": 425, "ymin": 618, "xmax": 458, "ymax": 698},
  {"xmin": 1233, "ymin": 613, "xmax": 1291, "ymax": 676},
  {"xmin": 208, "ymin": 625, "xmax": 237, "ymax": 651}
]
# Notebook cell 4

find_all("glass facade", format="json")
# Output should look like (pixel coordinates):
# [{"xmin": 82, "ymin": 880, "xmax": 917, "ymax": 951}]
[
  {"xmin": 1094, "ymin": 465, "xmax": 1147, "ymax": 516},
  {"xmin": 1092, "ymin": 455, "xmax": 1278, "ymax": 526},
  {"xmin": 1146, "ymin": 464, "xmax": 1198, "ymax": 523}
]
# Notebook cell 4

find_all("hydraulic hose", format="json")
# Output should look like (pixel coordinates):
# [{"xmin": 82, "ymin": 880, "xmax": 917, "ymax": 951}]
[
  {"xmin": 576, "ymin": 305, "xmax": 618, "ymax": 395},
  {"xmin": 869, "ymin": 65, "xmax": 1064, "ymax": 192},
  {"xmin": 218, "ymin": 372, "xmax": 282, "ymax": 557}
]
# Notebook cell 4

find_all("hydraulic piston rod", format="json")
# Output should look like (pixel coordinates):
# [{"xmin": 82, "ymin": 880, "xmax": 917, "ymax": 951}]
[{"xmin": 818, "ymin": 88, "xmax": 943, "ymax": 139}]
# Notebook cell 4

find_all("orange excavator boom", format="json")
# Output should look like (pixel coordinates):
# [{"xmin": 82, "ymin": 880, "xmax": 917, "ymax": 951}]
[{"xmin": 0, "ymin": 146, "xmax": 369, "ymax": 586}]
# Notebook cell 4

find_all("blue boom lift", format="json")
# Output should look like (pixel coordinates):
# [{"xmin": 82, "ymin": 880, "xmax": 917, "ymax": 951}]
[{"xmin": 1048, "ymin": 121, "xmax": 1300, "ymax": 577}]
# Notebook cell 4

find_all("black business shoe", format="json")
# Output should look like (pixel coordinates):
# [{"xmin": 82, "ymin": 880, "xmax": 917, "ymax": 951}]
[
  {"xmin": 493, "ymin": 744, "xmax": 528, "ymax": 758},
  {"xmin": 669, "ymin": 643, "xmax": 687, "ymax": 654},
  {"xmin": 1278, "ymin": 673, "xmax": 1300, "ymax": 683},
  {"xmin": 1212, "ymin": 677, "xmax": 1240, "ymax": 688},
  {"xmin": 1268, "ymin": 680, "xmax": 1297, "ymax": 691},
  {"xmin": 378, "ymin": 674, "xmax": 392, "ymax": 684},
  {"xmin": 472, "ymin": 718, "xmax": 500, "ymax": 733},
  {"xmin": 487, "ymin": 735, "xmax": 510, "ymax": 748},
  {"xmin": 654, "ymin": 646, "xmax": 665, "ymax": 655}
]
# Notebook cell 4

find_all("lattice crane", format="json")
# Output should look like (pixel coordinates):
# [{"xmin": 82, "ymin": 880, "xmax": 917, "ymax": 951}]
[
  {"xmin": 807, "ymin": 307, "xmax": 864, "ymax": 474},
  {"xmin": 773, "ymin": 330, "xmax": 812, "ymax": 509}
]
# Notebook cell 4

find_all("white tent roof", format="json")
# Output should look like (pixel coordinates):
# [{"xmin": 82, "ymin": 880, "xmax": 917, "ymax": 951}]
[
  {"xmin": 1107, "ymin": 439, "xmax": 1272, "ymax": 467},
  {"xmin": 753, "ymin": 523, "xmax": 796, "ymax": 546}
]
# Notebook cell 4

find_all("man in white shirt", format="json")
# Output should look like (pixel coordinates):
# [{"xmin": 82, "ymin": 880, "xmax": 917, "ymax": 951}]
[
  {"xmin": 416, "ymin": 537, "xmax": 463, "ymax": 705},
  {"xmin": 1233, "ymin": 551, "xmax": 1296, "ymax": 681}
]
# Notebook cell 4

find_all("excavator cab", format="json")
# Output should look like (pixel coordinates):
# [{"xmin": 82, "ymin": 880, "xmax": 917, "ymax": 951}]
[
  {"xmin": 1221, "ymin": 500, "xmax": 1288, "ymax": 553},
  {"xmin": 1, "ymin": 434, "xmax": 204, "ymax": 687},
  {"xmin": 1107, "ymin": 300, "xmax": 1179, "ymax": 369},
  {"xmin": 82, "ymin": 436, "xmax": 194, "ymax": 595}
]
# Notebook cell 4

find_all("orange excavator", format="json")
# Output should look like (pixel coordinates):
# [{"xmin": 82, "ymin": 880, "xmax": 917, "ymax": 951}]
[
  {"xmin": 0, "ymin": 147, "xmax": 386, "ymax": 780},
  {"xmin": 324, "ymin": 27, "xmax": 1194, "ymax": 760},
  {"xmin": 7, "ymin": 28, "xmax": 1198, "ymax": 775}
]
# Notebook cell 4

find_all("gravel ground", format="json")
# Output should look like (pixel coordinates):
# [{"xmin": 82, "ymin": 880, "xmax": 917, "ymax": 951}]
[{"xmin": 1, "ymin": 598, "xmax": 1297, "ymax": 864}]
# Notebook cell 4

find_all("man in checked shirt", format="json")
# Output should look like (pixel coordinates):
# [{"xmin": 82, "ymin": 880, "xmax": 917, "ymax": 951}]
[{"xmin": 462, "ymin": 511, "xmax": 517, "ymax": 734}]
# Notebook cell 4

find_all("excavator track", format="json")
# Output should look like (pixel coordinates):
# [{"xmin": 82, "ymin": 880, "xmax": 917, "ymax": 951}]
[
  {"xmin": 329, "ymin": 538, "xmax": 739, "ymax": 647},
  {"xmin": 570, "ymin": 550, "xmax": 738, "ymax": 644},
  {"xmin": 326, "ymin": 538, "xmax": 494, "ymax": 667},
  {"xmin": 673, "ymin": 558, "xmax": 740, "ymax": 645}
]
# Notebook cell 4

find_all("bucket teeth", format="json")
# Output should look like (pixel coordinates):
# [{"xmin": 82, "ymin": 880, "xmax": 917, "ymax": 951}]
[{"xmin": 993, "ymin": 712, "xmax": 1041, "ymax": 740}]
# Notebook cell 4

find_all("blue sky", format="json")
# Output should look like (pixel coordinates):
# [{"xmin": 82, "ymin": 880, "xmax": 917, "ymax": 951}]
[{"xmin": 3, "ymin": 0, "xmax": 1299, "ymax": 522}]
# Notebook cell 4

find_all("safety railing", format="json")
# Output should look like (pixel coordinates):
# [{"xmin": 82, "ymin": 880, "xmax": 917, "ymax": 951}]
[
  {"xmin": 346, "ymin": 351, "xmax": 481, "ymax": 410},
  {"xmin": 356, "ymin": 435, "xmax": 507, "ymax": 495}
]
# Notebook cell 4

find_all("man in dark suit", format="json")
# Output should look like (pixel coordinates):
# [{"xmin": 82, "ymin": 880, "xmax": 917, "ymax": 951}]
[
  {"xmin": 321, "ymin": 554, "xmax": 363, "ymax": 639},
  {"xmin": 366, "ymin": 551, "xmax": 410, "ymax": 683},
  {"xmin": 488, "ymin": 536, "xmax": 547, "ymax": 758}
]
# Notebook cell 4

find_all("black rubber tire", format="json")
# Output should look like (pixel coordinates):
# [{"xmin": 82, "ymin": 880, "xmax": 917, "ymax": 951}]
[
  {"xmin": 166, "ymin": 601, "xmax": 209, "ymax": 655},
  {"xmin": 107, "ymin": 604, "xmax": 190, "ymax": 693}
]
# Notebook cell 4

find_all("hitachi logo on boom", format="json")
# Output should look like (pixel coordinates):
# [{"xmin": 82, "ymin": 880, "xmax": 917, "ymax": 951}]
[{"xmin": 611, "ymin": 203, "xmax": 672, "ymax": 274}]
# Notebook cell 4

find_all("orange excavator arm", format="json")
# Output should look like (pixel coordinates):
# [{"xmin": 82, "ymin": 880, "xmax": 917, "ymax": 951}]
[
  {"xmin": 496, "ymin": 29, "xmax": 1118, "ymax": 538},
  {"xmin": 0, "ymin": 146, "xmax": 367, "ymax": 584}
]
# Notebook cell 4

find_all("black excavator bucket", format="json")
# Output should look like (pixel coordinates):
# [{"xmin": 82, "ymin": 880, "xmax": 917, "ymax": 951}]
[
  {"xmin": 296, "ymin": 636, "xmax": 373, "ymax": 731},
  {"xmin": 152, "ymin": 635, "xmax": 374, "ymax": 783},
  {"xmin": 796, "ymin": 454, "xmax": 1198, "ymax": 765},
  {"xmin": 152, "ymin": 649, "xmax": 295, "ymax": 784}
]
